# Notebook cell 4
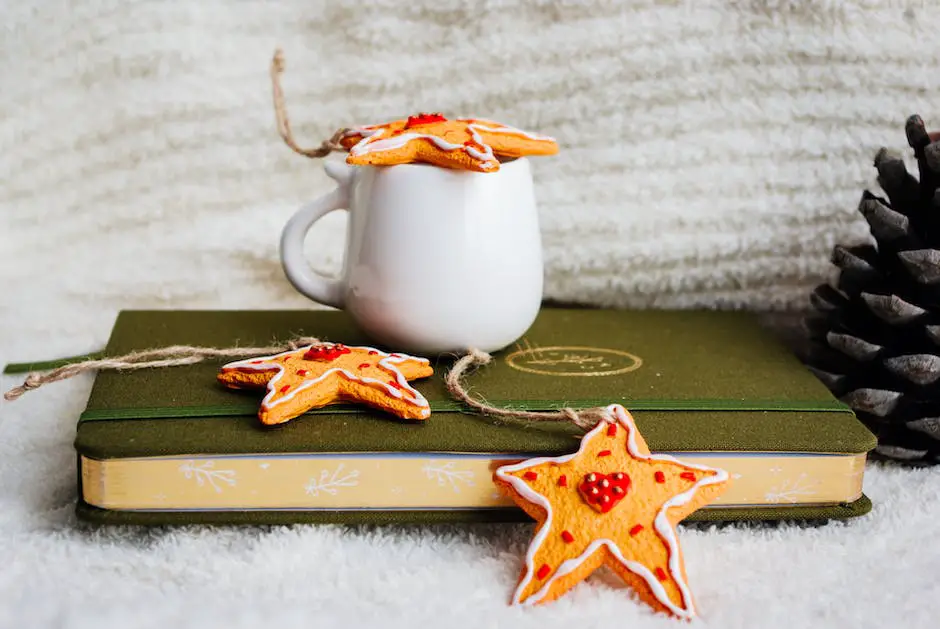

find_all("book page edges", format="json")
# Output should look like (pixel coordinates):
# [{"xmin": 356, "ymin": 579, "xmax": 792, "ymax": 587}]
[{"xmin": 80, "ymin": 451, "xmax": 866, "ymax": 511}]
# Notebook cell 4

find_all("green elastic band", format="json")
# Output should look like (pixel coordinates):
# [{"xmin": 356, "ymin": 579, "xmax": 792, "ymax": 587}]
[
  {"xmin": 4, "ymin": 352, "xmax": 106, "ymax": 374},
  {"xmin": 6, "ymin": 352, "xmax": 852, "ymax": 420},
  {"xmin": 78, "ymin": 397, "xmax": 851, "ymax": 422}
]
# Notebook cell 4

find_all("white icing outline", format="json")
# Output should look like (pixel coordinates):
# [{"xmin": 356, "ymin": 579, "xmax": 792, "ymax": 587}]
[
  {"xmin": 458, "ymin": 119, "xmax": 556, "ymax": 143},
  {"xmin": 494, "ymin": 404, "xmax": 729, "ymax": 618},
  {"xmin": 344, "ymin": 118, "xmax": 555, "ymax": 170},
  {"xmin": 220, "ymin": 345, "xmax": 431, "ymax": 419},
  {"xmin": 342, "ymin": 126, "xmax": 381, "ymax": 140}
]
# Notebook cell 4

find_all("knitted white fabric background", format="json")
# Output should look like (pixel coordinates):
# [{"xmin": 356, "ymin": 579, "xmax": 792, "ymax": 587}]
[{"xmin": 2, "ymin": 1, "xmax": 940, "ymax": 628}]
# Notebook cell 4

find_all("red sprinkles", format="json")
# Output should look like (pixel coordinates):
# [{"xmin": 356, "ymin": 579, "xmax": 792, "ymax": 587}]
[
  {"xmin": 680, "ymin": 472, "xmax": 697, "ymax": 481},
  {"xmin": 561, "ymin": 530, "xmax": 575, "ymax": 544},
  {"xmin": 279, "ymin": 385, "xmax": 290, "ymax": 393},
  {"xmin": 303, "ymin": 344, "xmax": 351, "ymax": 362},
  {"xmin": 655, "ymin": 567, "xmax": 668, "ymax": 582},
  {"xmin": 607, "ymin": 424, "xmax": 617, "ymax": 437},
  {"xmin": 358, "ymin": 363, "xmax": 370, "ymax": 370},
  {"xmin": 558, "ymin": 475, "xmax": 567, "ymax": 487},
  {"xmin": 296, "ymin": 369, "xmax": 308, "ymax": 376},
  {"xmin": 537, "ymin": 564, "xmax": 551, "ymax": 580},
  {"xmin": 578, "ymin": 471, "xmax": 631, "ymax": 513},
  {"xmin": 598, "ymin": 450, "xmax": 612, "ymax": 457},
  {"xmin": 523, "ymin": 471, "xmax": 538, "ymax": 481},
  {"xmin": 654, "ymin": 471, "xmax": 666, "ymax": 483},
  {"xmin": 405, "ymin": 112, "xmax": 447, "ymax": 128},
  {"xmin": 629, "ymin": 524, "xmax": 644, "ymax": 536}
]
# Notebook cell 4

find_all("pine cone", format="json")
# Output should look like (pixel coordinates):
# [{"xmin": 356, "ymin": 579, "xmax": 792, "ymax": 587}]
[{"xmin": 804, "ymin": 115, "xmax": 940, "ymax": 465}]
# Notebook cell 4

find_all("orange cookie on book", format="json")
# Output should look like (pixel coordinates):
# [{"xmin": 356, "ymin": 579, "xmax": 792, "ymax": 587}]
[
  {"xmin": 218, "ymin": 343, "xmax": 433, "ymax": 425},
  {"xmin": 493, "ymin": 404, "xmax": 729, "ymax": 619},
  {"xmin": 339, "ymin": 113, "xmax": 558, "ymax": 173}
]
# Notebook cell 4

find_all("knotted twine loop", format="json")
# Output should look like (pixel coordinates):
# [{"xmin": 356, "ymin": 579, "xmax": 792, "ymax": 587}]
[
  {"xmin": 3, "ymin": 337, "xmax": 322, "ymax": 402},
  {"xmin": 444, "ymin": 348, "xmax": 614, "ymax": 431},
  {"xmin": 270, "ymin": 48, "xmax": 349, "ymax": 158}
]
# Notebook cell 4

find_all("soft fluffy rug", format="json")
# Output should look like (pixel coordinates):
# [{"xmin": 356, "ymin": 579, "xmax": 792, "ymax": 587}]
[{"xmin": 2, "ymin": 1, "xmax": 939, "ymax": 627}]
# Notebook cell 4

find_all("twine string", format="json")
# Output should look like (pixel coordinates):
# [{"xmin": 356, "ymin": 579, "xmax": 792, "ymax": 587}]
[
  {"xmin": 6, "ymin": 339, "xmax": 612, "ymax": 430},
  {"xmin": 3, "ymin": 337, "xmax": 321, "ymax": 401},
  {"xmin": 270, "ymin": 48, "xmax": 349, "ymax": 158},
  {"xmin": 444, "ymin": 348, "xmax": 613, "ymax": 430}
]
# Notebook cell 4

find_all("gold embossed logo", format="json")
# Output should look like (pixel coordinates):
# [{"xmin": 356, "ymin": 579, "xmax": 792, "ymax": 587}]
[{"xmin": 505, "ymin": 342, "xmax": 642, "ymax": 377}]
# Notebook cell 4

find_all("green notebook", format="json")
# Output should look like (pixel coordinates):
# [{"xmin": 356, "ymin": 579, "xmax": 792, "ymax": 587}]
[{"xmin": 61, "ymin": 308, "xmax": 875, "ymax": 525}]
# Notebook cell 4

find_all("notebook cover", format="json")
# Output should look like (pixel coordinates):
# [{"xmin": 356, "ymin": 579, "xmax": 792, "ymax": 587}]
[{"xmin": 74, "ymin": 308, "xmax": 877, "ymax": 460}]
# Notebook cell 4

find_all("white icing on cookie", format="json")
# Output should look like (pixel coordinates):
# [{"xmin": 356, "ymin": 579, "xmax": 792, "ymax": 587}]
[
  {"xmin": 459, "ymin": 119, "xmax": 557, "ymax": 143},
  {"xmin": 494, "ymin": 403, "xmax": 729, "ymax": 618},
  {"xmin": 221, "ymin": 345, "xmax": 431, "ymax": 418},
  {"xmin": 342, "ymin": 126, "xmax": 381, "ymax": 140},
  {"xmin": 348, "ymin": 126, "xmax": 498, "ymax": 171},
  {"xmin": 345, "ymin": 118, "xmax": 554, "ymax": 170}
]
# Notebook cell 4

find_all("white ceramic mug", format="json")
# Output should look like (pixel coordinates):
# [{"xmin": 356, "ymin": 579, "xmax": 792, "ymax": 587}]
[{"xmin": 280, "ymin": 158, "xmax": 544, "ymax": 355}]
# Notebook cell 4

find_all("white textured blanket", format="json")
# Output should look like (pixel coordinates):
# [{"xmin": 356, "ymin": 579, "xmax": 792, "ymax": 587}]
[{"xmin": 2, "ymin": 1, "xmax": 939, "ymax": 627}]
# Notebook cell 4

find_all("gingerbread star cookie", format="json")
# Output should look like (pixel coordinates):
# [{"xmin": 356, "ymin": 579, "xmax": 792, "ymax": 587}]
[
  {"xmin": 339, "ymin": 113, "xmax": 558, "ymax": 173},
  {"xmin": 493, "ymin": 404, "xmax": 730, "ymax": 619},
  {"xmin": 218, "ymin": 343, "xmax": 433, "ymax": 425}
]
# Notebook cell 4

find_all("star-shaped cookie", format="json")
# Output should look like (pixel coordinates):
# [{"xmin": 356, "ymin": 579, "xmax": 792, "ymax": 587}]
[
  {"xmin": 218, "ymin": 343, "xmax": 433, "ymax": 425},
  {"xmin": 339, "ymin": 113, "xmax": 558, "ymax": 173},
  {"xmin": 493, "ymin": 404, "xmax": 730, "ymax": 618}
]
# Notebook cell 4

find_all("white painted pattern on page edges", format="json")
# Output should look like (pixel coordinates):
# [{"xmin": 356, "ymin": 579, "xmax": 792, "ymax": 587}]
[
  {"xmin": 220, "ymin": 345, "xmax": 431, "ymax": 418},
  {"xmin": 494, "ymin": 403, "xmax": 729, "ymax": 618}
]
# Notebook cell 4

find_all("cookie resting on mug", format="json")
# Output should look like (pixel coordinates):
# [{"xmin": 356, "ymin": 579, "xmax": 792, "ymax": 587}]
[{"xmin": 339, "ymin": 113, "xmax": 559, "ymax": 173}]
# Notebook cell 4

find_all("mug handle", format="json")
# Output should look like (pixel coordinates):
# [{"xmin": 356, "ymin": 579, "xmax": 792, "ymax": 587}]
[{"xmin": 279, "ymin": 162, "xmax": 353, "ymax": 309}]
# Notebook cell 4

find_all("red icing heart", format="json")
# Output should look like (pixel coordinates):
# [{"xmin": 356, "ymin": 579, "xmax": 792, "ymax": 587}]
[
  {"xmin": 405, "ymin": 112, "xmax": 447, "ymax": 128},
  {"xmin": 578, "ymin": 471, "xmax": 631, "ymax": 513},
  {"xmin": 303, "ymin": 344, "xmax": 352, "ymax": 362}
]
